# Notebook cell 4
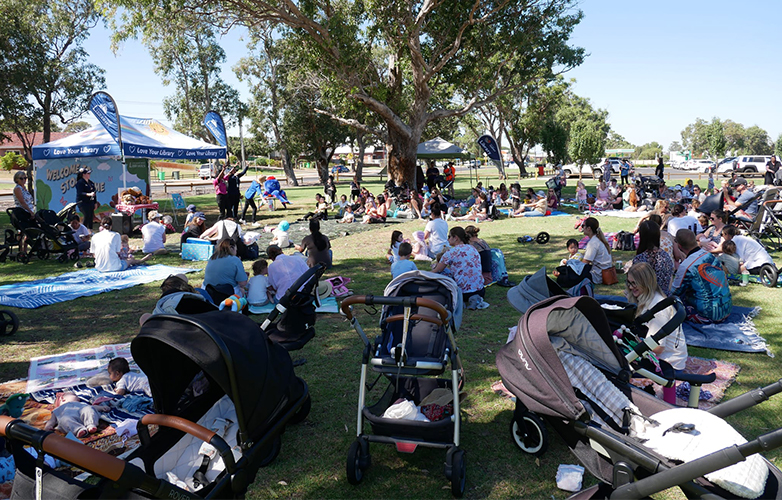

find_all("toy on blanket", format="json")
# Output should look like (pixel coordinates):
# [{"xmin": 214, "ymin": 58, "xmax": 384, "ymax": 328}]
[
  {"xmin": 219, "ymin": 294, "xmax": 247, "ymax": 312},
  {"xmin": 0, "ymin": 393, "xmax": 28, "ymax": 418},
  {"xmin": 44, "ymin": 392, "xmax": 109, "ymax": 438}
]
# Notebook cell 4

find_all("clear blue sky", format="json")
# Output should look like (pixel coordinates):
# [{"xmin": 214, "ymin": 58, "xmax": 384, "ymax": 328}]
[{"xmin": 80, "ymin": 1, "xmax": 782, "ymax": 150}]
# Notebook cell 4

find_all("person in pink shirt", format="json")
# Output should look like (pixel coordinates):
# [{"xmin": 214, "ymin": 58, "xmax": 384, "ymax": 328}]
[{"xmin": 213, "ymin": 165, "xmax": 230, "ymax": 220}]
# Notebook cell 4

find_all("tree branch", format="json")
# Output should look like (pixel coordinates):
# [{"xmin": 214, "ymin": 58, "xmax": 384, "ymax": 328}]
[{"xmin": 313, "ymin": 108, "xmax": 386, "ymax": 140}]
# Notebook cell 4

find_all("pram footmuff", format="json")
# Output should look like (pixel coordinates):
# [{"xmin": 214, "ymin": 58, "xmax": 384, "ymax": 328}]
[
  {"xmin": 497, "ymin": 295, "xmax": 782, "ymax": 499},
  {"xmin": 341, "ymin": 271, "xmax": 466, "ymax": 497},
  {"xmin": 1, "ymin": 311, "xmax": 310, "ymax": 499}
]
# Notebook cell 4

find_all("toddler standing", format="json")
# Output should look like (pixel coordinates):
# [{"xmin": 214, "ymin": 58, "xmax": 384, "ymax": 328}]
[
  {"xmin": 247, "ymin": 259, "xmax": 271, "ymax": 305},
  {"xmin": 576, "ymin": 181, "xmax": 588, "ymax": 211}
]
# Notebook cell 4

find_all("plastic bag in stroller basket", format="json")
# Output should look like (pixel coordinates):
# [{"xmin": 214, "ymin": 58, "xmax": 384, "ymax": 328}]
[{"xmin": 364, "ymin": 377, "xmax": 457, "ymax": 442}]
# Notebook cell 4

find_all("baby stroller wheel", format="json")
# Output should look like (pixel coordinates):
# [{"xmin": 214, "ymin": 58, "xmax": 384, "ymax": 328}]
[
  {"xmin": 17, "ymin": 252, "xmax": 29, "ymax": 264},
  {"xmin": 0, "ymin": 310, "xmax": 19, "ymax": 336},
  {"xmin": 446, "ymin": 447, "xmax": 466, "ymax": 498},
  {"xmin": 258, "ymin": 435, "xmax": 282, "ymax": 468},
  {"xmin": 69, "ymin": 250, "xmax": 80, "ymax": 261},
  {"xmin": 57, "ymin": 253, "xmax": 68, "ymax": 263},
  {"xmin": 760, "ymin": 264, "xmax": 779, "ymax": 287},
  {"xmin": 510, "ymin": 411, "xmax": 548, "ymax": 456},
  {"xmin": 4, "ymin": 229, "xmax": 17, "ymax": 245},
  {"xmin": 289, "ymin": 395, "xmax": 311, "ymax": 425},
  {"xmin": 36, "ymin": 248, "xmax": 50, "ymax": 260},
  {"xmin": 535, "ymin": 232, "xmax": 550, "ymax": 244},
  {"xmin": 346, "ymin": 438, "xmax": 370, "ymax": 485}
]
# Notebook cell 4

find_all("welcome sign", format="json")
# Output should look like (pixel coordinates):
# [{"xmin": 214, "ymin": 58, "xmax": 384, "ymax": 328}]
[{"xmin": 33, "ymin": 157, "xmax": 149, "ymax": 212}]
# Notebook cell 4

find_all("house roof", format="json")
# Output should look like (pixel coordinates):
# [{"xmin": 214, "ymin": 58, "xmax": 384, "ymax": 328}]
[{"xmin": 0, "ymin": 132, "xmax": 69, "ymax": 152}]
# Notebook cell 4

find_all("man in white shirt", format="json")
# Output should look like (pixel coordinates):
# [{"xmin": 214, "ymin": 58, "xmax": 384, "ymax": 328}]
[
  {"xmin": 90, "ymin": 217, "xmax": 126, "ymax": 272},
  {"xmin": 424, "ymin": 204, "xmax": 449, "ymax": 258},
  {"xmin": 266, "ymin": 245, "xmax": 309, "ymax": 301},
  {"xmin": 141, "ymin": 210, "xmax": 168, "ymax": 255},
  {"xmin": 666, "ymin": 204, "xmax": 701, "ymax": 237}
]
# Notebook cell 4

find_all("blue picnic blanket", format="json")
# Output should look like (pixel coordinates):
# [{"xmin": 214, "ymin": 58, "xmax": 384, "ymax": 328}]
[
  {"xmin": 248, "ymin": 296, "xmax": 340, "ymax": 315},
  {"xmin": 595, "ymin": 295, "xmax": 768, "ymax": 355},
  {"xmin": 0, "ymin": 265, "xmax": 197, "ymax": 309}
]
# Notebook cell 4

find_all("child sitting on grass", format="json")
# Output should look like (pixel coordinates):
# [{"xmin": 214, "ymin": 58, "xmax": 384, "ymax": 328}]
[
  {"xmin": 108, "ymin": 357, "xmax": 151, "ymax": 397},
  {"xmin": 247, "ymin": 259, "xmax": 271, "ymax": 306},
  {"xmin": 410, "ymin": 231, "xmax": 432, "ymax": 261},
  {"xmin": 120, "ymin": 234, "xmax": 152, "ymax": 266},
  {"xmin": 559, "ymin": 238, "xmax": 583, "ymax": 266},
  {"xmin": 337, "ymin": 205, "xmax": 355, "ymax": 223},
  {"xmin": 391, "ymin": 242, "xmax": 417, "ymax": 278}
]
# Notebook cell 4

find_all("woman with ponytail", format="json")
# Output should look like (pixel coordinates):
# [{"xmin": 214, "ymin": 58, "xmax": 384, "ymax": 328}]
[
  {"xmin": 581, "ymin": 217, "xmax": 613, "ymax": 284},
  {"xmin": 295, "ymin": 218, "xmax": 332, "ymax": 268}
]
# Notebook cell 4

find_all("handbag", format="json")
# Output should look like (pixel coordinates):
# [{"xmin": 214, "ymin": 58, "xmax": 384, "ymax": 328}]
[{"xmin": 601, "ymin": 266, "xmax": 619, "ymax": 286}]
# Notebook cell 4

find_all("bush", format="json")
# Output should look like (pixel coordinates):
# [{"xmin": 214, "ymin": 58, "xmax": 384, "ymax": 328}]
[{"xmin": 0, "ymin": 152, "xmax": 28, "ymax": 172}]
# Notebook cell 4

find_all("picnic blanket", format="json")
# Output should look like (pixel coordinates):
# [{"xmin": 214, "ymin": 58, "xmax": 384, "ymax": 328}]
[
  {"xmin": 0, "ymin": 265, "xmax": 197, "ymax": 309},
  {"xmin": 248, "ymin": 296, "xmax": 340, "ymax": 315},
  {"xmin": 595, "ymin": 295, "xmax": 768, "ymax": 355},
  {"xmin": 27, "ymin": 343, "xmax": 135, "ymax": 393},
  {"xmin": 591, "ymin": 209, "xmax": 648, "ymax": 218}
]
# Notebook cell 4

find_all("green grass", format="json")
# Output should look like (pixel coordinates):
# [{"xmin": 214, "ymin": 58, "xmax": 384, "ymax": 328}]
[{"xmin": 1, "ymin": 174, "xmax": 780, "ymax": 499}]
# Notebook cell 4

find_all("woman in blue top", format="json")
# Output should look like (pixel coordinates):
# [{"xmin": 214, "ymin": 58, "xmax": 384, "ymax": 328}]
[
  {"xmin": 203, "ymin": 239, "xmax": 249, "ymax": 297},
  {"xmin": 241, "ymin": 175, "xmax": 266, "ymax": 224}
]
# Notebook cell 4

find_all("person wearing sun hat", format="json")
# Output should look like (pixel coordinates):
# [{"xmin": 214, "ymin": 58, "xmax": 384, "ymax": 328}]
[
  {"xmin": 180, "ymin": 212, "xmax": 207, "ymax": 246},
  {"xmin": 184, "ymin": 204, "xmax": 198, "ymax": 226},
  {"xmin": 141, "ymin": 210, "xmax": 168, "ymax": 255}
]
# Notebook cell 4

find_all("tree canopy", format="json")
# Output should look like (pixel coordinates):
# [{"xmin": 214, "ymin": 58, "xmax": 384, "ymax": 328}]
[{"xmin": 106, "ymin": 0, "xmax": 585, "ymax": 185}]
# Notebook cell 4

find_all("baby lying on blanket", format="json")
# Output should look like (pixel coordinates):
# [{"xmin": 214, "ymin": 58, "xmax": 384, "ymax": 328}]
[{"xmin": 44, "ymin": 392, "xmax": 109, "ymax": 438}]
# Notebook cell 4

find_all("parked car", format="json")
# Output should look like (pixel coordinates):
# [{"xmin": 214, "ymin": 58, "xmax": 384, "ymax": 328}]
[
  {"xmin": 716, "ymin": 155, "xmax": 772, "ymax": 176},
  {"xmin": 331, "ymin": 164, "xmax": 349, "ymax": 174},
  {"xmin": 467, "ymin": 160, "xmax": 482, "ymax": 169},
  {"xmin": 198, "ymin": 164, "xmax": 215, "ymax": 180},
  {"xmin": 561, "ymin": 160, "xmax": 620, "ymax": 179},
  {"xmin": 684, "ymin": 159, "xmax": 716, "ymax": 173}
]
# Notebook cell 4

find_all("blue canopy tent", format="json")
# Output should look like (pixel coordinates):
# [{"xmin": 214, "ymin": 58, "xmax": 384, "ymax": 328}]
[{"xmin": 31, "ymin": 116, "xmax": 226, "ymax": 213}]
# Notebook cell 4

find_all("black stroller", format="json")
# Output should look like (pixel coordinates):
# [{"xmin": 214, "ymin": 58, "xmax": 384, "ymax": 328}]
[
  {"xmin": 1, "ymin": 311, "xmax": 311, "ymax": 499},
  {"xmin": 341, "ymin": 271, "xmax": 466, "ymax": 496},
  {"xmin": 6, "ymin": 207, "xmax": 80, "ymax": 263},
  {"xmin": 497, "ymin": 295, "xmax": 782, "ymax": 499}
]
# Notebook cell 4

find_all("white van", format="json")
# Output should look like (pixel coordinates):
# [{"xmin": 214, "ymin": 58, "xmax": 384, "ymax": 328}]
[{"xmin": 199, "ymin": 164, "xmax": 216, "ymax": 180}]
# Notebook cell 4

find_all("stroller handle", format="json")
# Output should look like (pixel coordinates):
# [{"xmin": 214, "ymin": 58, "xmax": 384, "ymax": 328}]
[
  {"xmin": 341, "ymin": 295, "xmax": 449, "ymax": 323},
  {"xmin": 0, "ymin": 415, "xmax": 125, "ymax": 481},
  {"xmin": 140, "ymin": 414, "xmax": 236, "ymax": 472}
]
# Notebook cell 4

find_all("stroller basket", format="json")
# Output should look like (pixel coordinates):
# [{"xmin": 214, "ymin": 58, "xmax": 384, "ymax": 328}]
[{"xmin": 364, "ymin": 377, "xmax": 455, "ymax": 443}]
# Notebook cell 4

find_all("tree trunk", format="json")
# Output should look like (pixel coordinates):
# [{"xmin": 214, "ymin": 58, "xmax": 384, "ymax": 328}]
[
  {"xmin": 315, "ymin": 146, "xmax": 332, "ymax": 186},
  {"xmin": 387, "ymin": 128, "xmax": 419, "ymax": 187},
  {"xmin": 280, "ymin": 149, "xmax": 297, "ymax": 186},
  {"xmin": 356, "ymin": 133, "xmax": 367, "ymax": 181}
]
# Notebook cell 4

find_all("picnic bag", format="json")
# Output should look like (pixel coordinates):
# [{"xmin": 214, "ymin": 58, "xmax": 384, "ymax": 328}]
[{"xmin": 601, "ymin": 266, "xmax": 619, "ymax": 286}]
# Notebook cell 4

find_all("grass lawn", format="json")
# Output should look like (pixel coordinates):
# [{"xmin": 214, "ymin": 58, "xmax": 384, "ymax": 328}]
[{"xmin": 1, "ymin": 173, "xmax": 780, "ymax": 499}]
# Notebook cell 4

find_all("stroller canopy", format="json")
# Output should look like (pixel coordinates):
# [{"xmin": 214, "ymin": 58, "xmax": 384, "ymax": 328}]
[
  {"xmin": 497, "ymin": 295, "xmax": 629, "ymax": 421},
  {"xmin": 506, "ymin": 267, "xmax": 567, "ymax": 315},
  {"xmin": 133, "ymin": 311, "xmax": 301, "ymax": 438}
]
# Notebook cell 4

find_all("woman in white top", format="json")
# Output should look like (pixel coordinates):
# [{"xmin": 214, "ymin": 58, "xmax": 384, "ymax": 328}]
[
  {"xmin": 581, "ymin": 217, "xmax": 613, "ymax": 284},
  {"xmin": 626, "ymin": 262, "xmax": 687, "ymax": 405},
  {"xmin": 12, "ymin": 171, "xmax": 36, "ymax": 255}
]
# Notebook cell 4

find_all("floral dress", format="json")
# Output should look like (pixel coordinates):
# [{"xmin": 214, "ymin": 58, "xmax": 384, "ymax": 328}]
[
  {"xmin": 439, "ymin": 244, "xmax": 484, "ymax": 294},
  {"xmin": 632, "ymin": 248, "xmax": 675, "ymax": 295}
]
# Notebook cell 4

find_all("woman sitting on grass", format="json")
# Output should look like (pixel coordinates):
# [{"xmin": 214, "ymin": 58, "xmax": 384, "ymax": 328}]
[
  {"xmin": 511, "ymin": 191, "xmax": 547, "ymax": 217},
  {"xmin": 456, "ymin": 192, "xmax": 491, "ymax": 222},
  {"xmin": 433, "ymin": 226, "xmax": 488, "ymax": 309}
]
